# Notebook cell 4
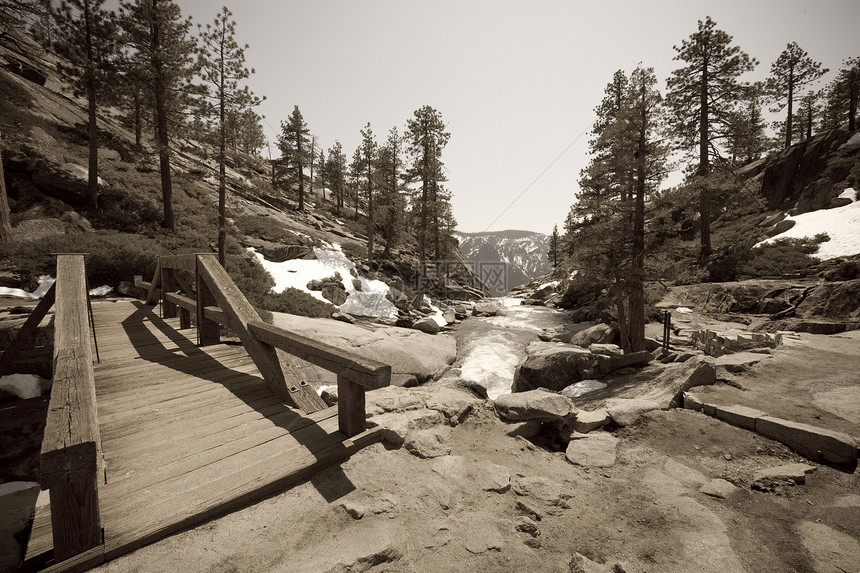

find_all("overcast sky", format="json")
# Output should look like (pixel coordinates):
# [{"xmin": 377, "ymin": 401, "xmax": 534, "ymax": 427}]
[{"xmin": 178, "ymin": 0, "xmax": 858, "ymax": 234}]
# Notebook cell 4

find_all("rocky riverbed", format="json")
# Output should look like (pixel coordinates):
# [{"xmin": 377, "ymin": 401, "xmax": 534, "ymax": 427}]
[{"xmin": 73, "ymin": 295, "xmax": 860, "ymax": 573}]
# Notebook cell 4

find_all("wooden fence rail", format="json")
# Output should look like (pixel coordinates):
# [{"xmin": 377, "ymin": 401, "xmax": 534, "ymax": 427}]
[
  {"xmin": 138, "ymin": 253, "xmax": 390, "ymax": 435},
  {"xmin": 40, "ymin": 254, "xmax": 102, "ymax": 562}
]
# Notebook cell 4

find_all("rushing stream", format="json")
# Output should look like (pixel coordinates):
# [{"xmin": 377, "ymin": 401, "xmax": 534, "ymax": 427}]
[{"xmin": 430, "ymin": 298, "xmax": 574, "ymax": 399}]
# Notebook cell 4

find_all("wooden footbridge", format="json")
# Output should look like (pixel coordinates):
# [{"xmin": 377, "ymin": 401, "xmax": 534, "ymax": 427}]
[{"xmin": 1, "ymin": 254, "xmax": 390, "ymax": 572}]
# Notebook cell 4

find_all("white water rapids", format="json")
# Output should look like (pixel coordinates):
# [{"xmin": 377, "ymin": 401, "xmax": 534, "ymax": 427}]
[{"xmin": 431, "ymin": 298, "xmax": 575, "ymax": 399}]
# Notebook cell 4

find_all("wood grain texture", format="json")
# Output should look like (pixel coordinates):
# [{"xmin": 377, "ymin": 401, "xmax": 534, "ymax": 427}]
[
  {"xmin": 248, "ymin": 321, "xmax": 391, "ymax": 389},
  {"xmin": 40, "ymin": 255, "xmax": 102, "ymax": 563},
  {"xmin": 26, "ymin": 299, "xmax": 384, "ymax": 571}
]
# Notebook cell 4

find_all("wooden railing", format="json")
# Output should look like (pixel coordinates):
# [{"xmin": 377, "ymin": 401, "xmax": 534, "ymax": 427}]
[
  {"xmin": 40, "ymin": 255, "xmax": 103, "ymax": 561},
  {"xmin": 138, "ymin": 253, "xmax": 390, "ymax": 436}
]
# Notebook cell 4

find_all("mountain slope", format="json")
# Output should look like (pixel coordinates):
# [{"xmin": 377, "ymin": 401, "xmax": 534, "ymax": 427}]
[{"xmin": 454, "ymin": 230, "xmax": 550, "ymax": 295}]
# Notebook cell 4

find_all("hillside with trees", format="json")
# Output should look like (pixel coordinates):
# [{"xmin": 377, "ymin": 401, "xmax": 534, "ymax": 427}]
[
  {"xmin": 0, "ymin": 0, "xmax": 474, "ymax": 317},
  {"xmin": 551, "ymin": 15, "xmax": 859, "ymax": 354}
]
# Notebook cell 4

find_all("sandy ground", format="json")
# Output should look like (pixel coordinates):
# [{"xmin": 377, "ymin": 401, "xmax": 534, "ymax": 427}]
[{"xmin": 86, "ymin": 325, "xmax": 860, "ymax": 573}]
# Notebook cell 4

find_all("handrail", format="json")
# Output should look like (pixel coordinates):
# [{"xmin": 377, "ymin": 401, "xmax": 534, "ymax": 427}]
[
  {"xmin": 39, "ymin": 254, "xmax": 102, "ymax": 562},
  {"xmin": 141, "ymin": 253, "xmax": 391, "ymax": 436}
]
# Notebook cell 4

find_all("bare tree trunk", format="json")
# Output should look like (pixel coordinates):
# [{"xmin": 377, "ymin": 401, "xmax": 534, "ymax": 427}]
[
  {"xmin": 151, "ymin": 4, "xmax": 174, "ymax": 231},
  {"xmin": 84, "ymin": 0, "xmax": 99, "ymax": 212},
  {"xmin": 0, "ymin": 134, "xmax": 13, "ymax": 242},
  {"xmin": 698, "ymin": 57, "xmax": 712, "ymax": 260}
]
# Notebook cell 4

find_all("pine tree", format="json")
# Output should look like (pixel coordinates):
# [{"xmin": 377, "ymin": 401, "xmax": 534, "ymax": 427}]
[
  {"xmin": 377, "ymin": 127, "xmax": 407, "ymax": 258},
  {"xmin": 325, "ymin": 140, "xmax": 346, "ymax": 215},
  {"xmin": 197, "ymin": 6, "xmax": 263, "ymax": 265},
  {"xmin": 355, "ymin": 123, "xmax": 378, "ymax": 262},
  {"xmin": 548, "ymin": 224, "xmax": 559, "ymax": 269},
  {"xmin": 277, "ymin": 105, "xmax": 311, "ymax": 211},
  {"xmin": 405, "ymin": 105, "xmax": 449, "ymax": 262},
  {"xmin": 119, "ymin": 0, "xmax": 196, "ymax": 231},
  {"xmin": 823, "ymin": 57, "xmax": 859, "ymax": 131},
  {"xmin": 765, "ymin": 42, "xmax": 827, "ymax": 149},
  {"xmin": 53, "ymin": 0, "xmax": 119, "ymax": 212},
  {"xmin": 571, "ymin": 65, "xmax": 668, "ymax": 353},
  {"xmin": 665, "ymin": 16, "xmax": 757, "ymax": 259},
  {"xmin": 726, "ymin": 83, "xmax": 767, "ymax": 165},
  {"xmin": 316, "ymin": 148, "xmax": 326, "ymax": 202}
]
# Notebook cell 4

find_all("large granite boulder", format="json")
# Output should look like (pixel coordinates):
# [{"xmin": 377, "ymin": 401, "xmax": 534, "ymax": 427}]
[
  {"xmin": 271, "ymin": 312, "xmax": 456, "ymax": 383},
  {"xmin": 512, "ymin": 342, "xmax": 598, "ymax": 393},
  {"xmin": 494, "ymin": 389, "xmax": 575, "ymax": 422},
  {"xmin": 32, "ymin": 161, "xmax": 106, "ymax": 206}
]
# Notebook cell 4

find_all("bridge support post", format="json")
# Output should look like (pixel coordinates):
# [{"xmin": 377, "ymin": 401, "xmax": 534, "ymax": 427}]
[
  {"xmin": 196, "ymin": 262, "xmax": 220, "ymax": 346},
  {"xmin": 337, "ymin": 374, "xmax": 366, "ymax": 437},
  {"xmin": 161, "ymin": 267, "xmax": 177, "ymax": 319}
]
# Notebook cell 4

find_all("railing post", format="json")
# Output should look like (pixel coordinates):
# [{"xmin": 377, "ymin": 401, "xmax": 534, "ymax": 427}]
[
  {"xmin": 337, "ymin": 374, "xmax": 366, "ymax": 437},
  {"xmin": 663, "ymin": 311, "xmax": 671, "ymax": 351},
  {"xmin": 161, "ymin": 266, "xmax": 177, "ymax": 319},
  {"xmin": 196, "ymin": 257, "xmax": 220, "ymax": 346}
]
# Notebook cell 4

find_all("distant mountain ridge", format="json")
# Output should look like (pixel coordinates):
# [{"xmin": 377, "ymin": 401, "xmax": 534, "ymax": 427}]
[{"xmin": 454, "ymin": 230, "xmax": 551, "ymax": 296}]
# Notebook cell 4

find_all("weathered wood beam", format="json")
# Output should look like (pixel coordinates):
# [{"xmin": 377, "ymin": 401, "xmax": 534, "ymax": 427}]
[
  {"xmin": 196, "ymin": 264, "xmax": 220, "ymax": 347},
  {"xmin": 195, "ymin": 254, "xmax": 327, "ymax": 413},
  {"xmin": 159, "ymin": 254, "xmax": 198, "ymax": 272},
  {"xmin": 247, "ymin": 320, "xmax": 390, "ymax": 389},
  {"xmin": 145, "ymin": 261, "xmax": 162, "ymax": 305},
  {"xmin": 40, "ymin": 255, "xmax": 102, "ymax": 562}
]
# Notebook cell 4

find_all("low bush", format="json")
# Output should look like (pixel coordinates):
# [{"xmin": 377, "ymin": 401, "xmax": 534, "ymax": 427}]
[
  {"xmin": 0, "ymin": 230, "xmax": 164, "ymax": 289},
  {"xmin": 262, "ymin": 287, "xmax": 337, "ymax": 318},
  {"xmin": 742, "ymin": 234, "xmax": 828, "ymax": 277}
]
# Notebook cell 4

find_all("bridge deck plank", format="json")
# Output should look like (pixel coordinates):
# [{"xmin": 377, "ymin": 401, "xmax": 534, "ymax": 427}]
[{"xmin": 26, "ymin": 300, "xmax": 381, "ymax": 571}]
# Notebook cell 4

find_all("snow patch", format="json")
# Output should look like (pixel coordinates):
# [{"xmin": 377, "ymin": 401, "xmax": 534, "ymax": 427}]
[
  {"xmin": 0, "ymin": 276, "xmax": 55, "ymax": 300},
  {"xmin": 89, "ymin": 285, "xmax": 113, "ymax": 297},
  {"xmin": 249, "ymin": 247, "xmax": 397, "ymax": 318},
  {"xmin": 676, "ymin": 307, "xmax": 693, "ymax": 314},
  {"xmin": 0, "ymin": 373, "xmax": 45, "ymax": 399},
  {"xmin": 755, "ymin": 194, "xmax": 860, "ymax": 260}
]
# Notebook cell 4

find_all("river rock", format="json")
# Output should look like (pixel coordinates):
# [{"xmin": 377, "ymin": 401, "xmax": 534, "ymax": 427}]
[
  {"xmin": 473, "ymin": 301, "xmax": 502, "ymax": 316},
  {"xmin": 573, "ymin": 408, "xmax": 610, "ymax": 433},
  {"xmin": 628, "ymin": 356, "xmax": 716, "ymax": 409},
  {"xmin": 412, "ymin": 316, "xmax": 441, "ymax": 334},
  {"xmin": 404, "ymin": 427, "xmax": 452, "ymax": 458},
  {"xmin": 271, "ymin": 313, "xmax": 456, "ymax": 383},
  {"xmin": 494, "ymin": 389, "xmax": 575, "ymax": 422},
  {"xmin": 605, "ymin": 398, "xmax": 661, "ymax": 426},
  {"xmin": 699, "ymin": 478, "xmax": 740, "ymax": 499},
  {"xmin": 565, "ymin": 431, "xmax": 619, "ymax": 468},
  {"xmin": 370, "ymin": 408, "xmax": 445, "ymax": 447},
  {"xmin": 588, "ymin": 343, "xmax": 623, "ymax": 356},
  {"xmin": 512, "ymin": 342, "xmax": 598, "ymax": 393},
  {"xmin": 752, "ymin": 463, "xmax": 817, "ymax": 491},
  {"xmin": 570, "ymin": 323, "xmax": 618, "ymax": 347}
]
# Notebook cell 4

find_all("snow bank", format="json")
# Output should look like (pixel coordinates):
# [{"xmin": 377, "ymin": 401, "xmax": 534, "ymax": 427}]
[
  {"xmin": 0, "ymin": 276, "xmax": 55, "ymax": 300},
  {"xmin": 0, "ymin": 373, "xmax": 45, "ymax": 399},
  {"xmin": 756, "ymin": 189, "xmax": 860, "ymax": 260},
  {"xmin": 249, "ymin": 246, "xmax": 398, "ymax": 319}
]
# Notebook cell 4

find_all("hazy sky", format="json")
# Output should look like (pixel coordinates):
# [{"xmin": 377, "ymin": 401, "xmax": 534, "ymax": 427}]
[{"xmin": 178, "ymin": 0, "xmax": 858, "ymax": 234}]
